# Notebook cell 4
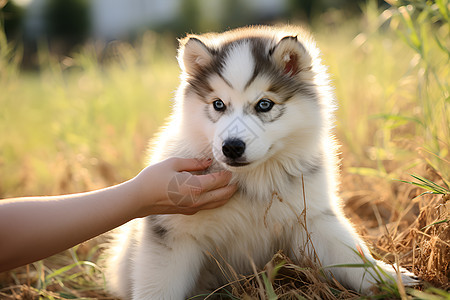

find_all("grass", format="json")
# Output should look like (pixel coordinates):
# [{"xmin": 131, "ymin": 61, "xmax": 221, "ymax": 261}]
[
  {"xmin": 0, "ymin": 32, "xmax": 177, "ymax": 197},
  {"xmin": 0, "ymin": 0, "xmax": 449, "ymax": 298}
]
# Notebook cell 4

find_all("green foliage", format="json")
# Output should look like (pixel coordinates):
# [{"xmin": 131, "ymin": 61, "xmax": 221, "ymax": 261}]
[
  {"xmin": 261, "ymin": 272, "xmax": 278, "ymax": 300},
  {"xmin": 385, "ymin": 0, "xmax": 450, "ymax": 181},
  {"xmin": 399, "ymin": 174, "xmax": 449, "ymax": 230},
  {"xmin": 0, "ymin": 31, "xmax": 177, "ymax": 197},
  {"xmin": 400, "ymin": 174, "xmax": 450, "ymax": 195},
  {"xmin": 261, "ymin": 260, "xmax": 285, "ymax": 300},
  {"xmin": 317, "ymin": 0, "xmax": 449, "ymax": 185}
]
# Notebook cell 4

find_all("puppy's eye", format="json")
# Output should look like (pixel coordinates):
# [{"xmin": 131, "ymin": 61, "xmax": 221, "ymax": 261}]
[
  {"xmin": 212, "ymin": 99, "xmax": 226, "ymax": 112},
  {"xmin": 255, "ymin": 99, "xmax": 274, "ymax": 113}
]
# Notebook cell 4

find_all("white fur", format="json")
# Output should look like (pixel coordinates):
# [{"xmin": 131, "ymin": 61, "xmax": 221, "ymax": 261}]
[
  {"xmin": 221, "ymin": 41, "xmax": 255, "ymax": 92},
  {"xmin": 105, "ymin": 26, "xmax": 417, "ymax": 299}
]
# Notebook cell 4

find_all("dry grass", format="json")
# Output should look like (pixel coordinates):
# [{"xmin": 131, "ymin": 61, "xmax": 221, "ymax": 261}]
[
  {"xmin": 1, "ymin": 1, "xmax": 449, "ymax": 299},
  {"xmin": 341, "ymin": 166, "xmax": 450, "ymax": 290}
]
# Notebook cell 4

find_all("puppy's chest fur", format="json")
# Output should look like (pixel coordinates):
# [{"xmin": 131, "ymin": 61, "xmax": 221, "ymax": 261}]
[{"xmin": 148, "ymin": 185, "xmax": 302, "ymax": 263}]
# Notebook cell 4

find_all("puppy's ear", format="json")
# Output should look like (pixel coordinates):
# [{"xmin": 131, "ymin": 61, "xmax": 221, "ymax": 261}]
[
  {"xmin": 178, "ymin": 37, "xmax": 213, "ymax": 74},
  {"xmin": 270, "ymin": 36, "xmax": 312, "ymax": 76}
]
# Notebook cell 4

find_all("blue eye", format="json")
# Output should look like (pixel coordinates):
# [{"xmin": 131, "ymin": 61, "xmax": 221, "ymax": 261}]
[
  {"xmin": 213, "ymin": 99, "xmax": 226, "ymax": 111},
  {"xmin": 255, "ymin": 99, "xmax": 274, "ymax": 112}
]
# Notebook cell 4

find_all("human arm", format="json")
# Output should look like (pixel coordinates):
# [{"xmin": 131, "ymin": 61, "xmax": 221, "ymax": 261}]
[{"xmin": 0, "ymin": 157, "xmax": 236, "ymax": 272}]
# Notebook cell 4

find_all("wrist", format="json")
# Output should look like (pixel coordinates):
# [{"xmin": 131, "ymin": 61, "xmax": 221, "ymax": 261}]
[
  {"xmin": 124, "ymin": 171, "xmax": 161, "ymax": 219},
  {"xmin": 106, "ymin": 178, "xmax": 143, "ymax": 222}
]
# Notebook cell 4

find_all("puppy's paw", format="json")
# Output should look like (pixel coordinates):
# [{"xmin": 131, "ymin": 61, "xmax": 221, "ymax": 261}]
[
  {"xmin": 377, "ymin": 261, "xmax": 420, "ymax": 287},
  {"xmin": 398, "ymin": 268, "xmax": 420, "ymax": 286}
]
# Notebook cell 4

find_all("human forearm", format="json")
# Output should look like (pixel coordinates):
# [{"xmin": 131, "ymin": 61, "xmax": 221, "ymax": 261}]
[{"xmin": 0, "ymin": 181, "xmax": 138, "ymax": 272}]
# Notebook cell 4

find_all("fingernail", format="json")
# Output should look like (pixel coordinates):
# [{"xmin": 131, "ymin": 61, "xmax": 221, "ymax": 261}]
[
  {"xmin": 196, "ymin": 157, "xmax": 212, "ymax": 167},
  {"xmin": 200, "ymin": 157, "xmax": 212, "ymax": 163}
]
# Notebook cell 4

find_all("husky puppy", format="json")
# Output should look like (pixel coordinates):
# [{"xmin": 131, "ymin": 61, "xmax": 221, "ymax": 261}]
[{"xmin": 105, "ymin": 25, "xmax": 417, "ymax": 299}]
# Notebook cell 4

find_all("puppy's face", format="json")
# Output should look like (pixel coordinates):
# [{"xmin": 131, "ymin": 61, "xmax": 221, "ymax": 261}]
[{"xmin": 178, "ymin": 32, "xmax": 322, "ymax": 171}]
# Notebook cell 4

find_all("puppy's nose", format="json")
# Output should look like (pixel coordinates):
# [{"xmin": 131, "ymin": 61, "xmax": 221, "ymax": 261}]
[{"xmin": 222, "ymin": 139, "xmax": 246, "ymax": 159}]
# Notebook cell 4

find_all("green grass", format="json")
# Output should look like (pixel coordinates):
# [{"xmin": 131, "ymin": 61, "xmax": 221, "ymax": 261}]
[
  {"xmin": 0, "ymin": 0, "xmax": 449, "ymax": 298},
  {"xmin": 315, "ymin": 0, "xmax": 449, "ymax": 182},
  {"xmin": 0, "ymin": 33, "xmax": 177, "ymax": 197}
]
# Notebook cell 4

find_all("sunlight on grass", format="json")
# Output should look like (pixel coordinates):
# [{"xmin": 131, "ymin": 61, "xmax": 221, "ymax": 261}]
[
  {"xmin": 0, "ymin": 32, "xmax": 178, "ymax": 197},
  {"xmin": 0, "ymin": 0, "xmax": 448, "ymax": 298}
]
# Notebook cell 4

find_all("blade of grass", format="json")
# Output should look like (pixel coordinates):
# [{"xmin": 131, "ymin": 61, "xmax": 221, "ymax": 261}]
[
  {"xmin": 421, "ymin": 219, "xmax": 449, "ymax": 230},
  {"xmin": 45, "ymin": 261, "xmax": 99, "ymax": 283},
  {"xmin": 261, "ymin": 272, "xmax": 278, "ymax": 300}
]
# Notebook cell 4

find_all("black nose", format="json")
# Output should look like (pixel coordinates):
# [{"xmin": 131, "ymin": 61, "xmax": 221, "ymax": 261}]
[{"xmin": 222, "ymin": 139, "xmax": 246, "ymax": 159}]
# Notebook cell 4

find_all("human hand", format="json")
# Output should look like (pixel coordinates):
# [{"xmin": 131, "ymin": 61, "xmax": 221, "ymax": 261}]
[
  {"xmin": 128, "ymin": 157, "xmax": 237, "ymax": 217},
  {"xmin": 0, "ymin": 157, "xmax": 235, "ymax": 271}
]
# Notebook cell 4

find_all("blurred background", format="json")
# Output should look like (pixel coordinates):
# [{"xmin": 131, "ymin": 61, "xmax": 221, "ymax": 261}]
[
  {"xmin": 3, "ymin": 0, "xmax": 369, "ymax": 39},
  {"xmin": 2, "ymin": 0, "xmax": 374, "ymax": 65},
  {"xmin": 0, "ymin": 0, "xmax": 449, "ymax": 299}
]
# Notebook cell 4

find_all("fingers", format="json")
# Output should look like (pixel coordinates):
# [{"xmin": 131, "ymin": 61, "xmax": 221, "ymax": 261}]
[
  {"xmin": 162, "ymin": 157, "xmax": 238, "ymax": 214},
  {"xmin": 195, "ymin": 171, "xmax": 233, "ymax": 193},
  {"xmin": 197, "ymin": 184, "xmax": 238, "ymax": 208},
  {"xmin": 169, "ymin": 157, "xmax": 212, "ymax": 172},
  {"xmin": 167, "ymin": 156, "xmax": 234, "ymax": 194},
  {"xmin": 168, "ymin": 171, "xmax": 234, "ymax": 207},
  {"xmin": 182, "ymin": 184, "xmax": 238, "ymax": 215}
]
